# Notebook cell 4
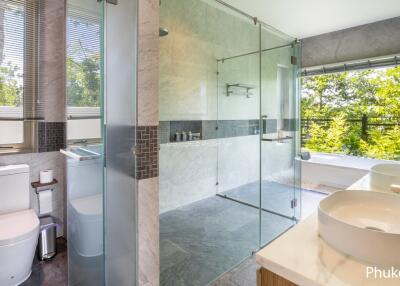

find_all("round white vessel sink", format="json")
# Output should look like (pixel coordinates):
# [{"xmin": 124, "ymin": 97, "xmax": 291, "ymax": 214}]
[
  {"xmin": 318, "ymin": 190, "xmax": 400, "ymax": 266},
  {"xmin": 370, "ymin": 163, "xmax": 400, "ymax": 192}
]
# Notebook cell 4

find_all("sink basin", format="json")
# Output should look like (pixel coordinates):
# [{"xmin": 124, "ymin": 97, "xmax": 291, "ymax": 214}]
[
  {"xmin": 318, "ymin": 190, "xmax": 400, "ymax": 266},
  {"xmin": 370, "ymin": 163, "xmax": 400, "ymax": 192}
]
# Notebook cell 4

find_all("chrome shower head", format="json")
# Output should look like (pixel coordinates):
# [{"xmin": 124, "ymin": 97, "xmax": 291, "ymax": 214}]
[{"xmin": 159, "ymin": 27, "xmax": 169, "ymax": 37}]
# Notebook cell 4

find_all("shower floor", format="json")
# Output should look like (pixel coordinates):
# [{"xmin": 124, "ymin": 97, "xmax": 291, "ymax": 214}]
[
  {"xmin": 160, "ymin": 181, "xmax": 326, "ymax": 286},
  {"xmin": 220, "ymin": 180, "xmax": 326, "ymax": 219}
]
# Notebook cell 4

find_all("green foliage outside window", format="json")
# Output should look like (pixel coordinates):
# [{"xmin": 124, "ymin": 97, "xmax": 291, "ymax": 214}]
[
  {"xmin": 67, "ymin": 54, "xmax": 100, "ymax": 107},
  {"xmin": 302, "ymin": 66, "xmax": 400, "ymax": 160},
  {"xmin": 0, "ymin": 62, "xmax": 22, "ymax": 107}
]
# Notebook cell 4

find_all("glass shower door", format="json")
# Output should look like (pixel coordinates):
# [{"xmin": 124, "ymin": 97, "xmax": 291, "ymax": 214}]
[
  {"xmin": 103, "ymin": 0, "xmax": 138, "ymax": 285},
  {"xmin": 260, "ymin": 43, "xmax": 301, "ymax": 245},
  {"xmin": 66, "ymin": 1, "xmax": 105, "ymax": 285},
  {"xmin": 216, "ymin": 53, "xmax": 261, "ymax": 209},
  {"xmin": 66, "ymin": 0, "xmax": 138, "ymax": 285}
]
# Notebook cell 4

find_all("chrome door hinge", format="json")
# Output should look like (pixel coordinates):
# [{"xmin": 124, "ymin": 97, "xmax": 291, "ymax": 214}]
[{"xmin": 291, "ymin": 198, "xmax": 298, "ymax": 209}]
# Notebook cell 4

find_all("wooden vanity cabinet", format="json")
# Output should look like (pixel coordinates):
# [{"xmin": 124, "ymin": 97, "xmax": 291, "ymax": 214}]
[{"xmin": 257, "ymin": 267, "xmax": 298, "ymax": 286}]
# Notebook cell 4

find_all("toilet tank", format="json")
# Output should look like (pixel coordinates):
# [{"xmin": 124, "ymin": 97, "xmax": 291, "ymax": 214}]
[{"xmin": 0, "ymin": 164, "xmax": 30, "ymax": 214}]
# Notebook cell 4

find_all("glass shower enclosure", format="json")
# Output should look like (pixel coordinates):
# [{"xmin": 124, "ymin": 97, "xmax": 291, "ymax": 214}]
[
  {"xmin": 159, "ymin": 0, "xmax": 302, "ymax": 284},
  {"xmin": 216, "ymin": 24, "xmax": 302, "ymax": 247},
  {"xmin": 65, "ymin": 0, "xmax": 138, "ymax": 285}
]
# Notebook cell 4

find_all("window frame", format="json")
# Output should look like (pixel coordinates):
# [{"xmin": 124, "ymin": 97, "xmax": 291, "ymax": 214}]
[
  {"xmin": 66, "ymin": 4, "xmax": 102, "ymax": 146},
  {"xmin": 0, "ymin": 0, "xmax": 39, "ymax": 154}
]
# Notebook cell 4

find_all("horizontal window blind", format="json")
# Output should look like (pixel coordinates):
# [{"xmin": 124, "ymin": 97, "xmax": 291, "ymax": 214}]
[
  {"xmin": 302, "ymin": 55, "xmax": 400, "ymax": 77},
  {"xmin": 0, "ymin": 0, "xmax": 40, "ymax": 120}
]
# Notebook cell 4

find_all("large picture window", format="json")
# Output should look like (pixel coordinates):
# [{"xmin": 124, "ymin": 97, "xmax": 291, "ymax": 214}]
[{"xmin": 301, "ymin": 65, "xmax": 400, "ymax": 160}]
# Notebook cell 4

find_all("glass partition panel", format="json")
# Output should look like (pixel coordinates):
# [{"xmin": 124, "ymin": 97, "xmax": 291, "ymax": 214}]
[
  {"xmin": 66, "ymin": 0, "xmax": 138, "ymax": 285},
  {"xmin": 293, "ymin": 42, "xmax": 302, "ymax": 221},
  {"xmin": 260, "ymin": 43, "xmax": 298, "ymax": 245},
  {"xmin": 66, "ymin": 0, "xmax": 104, "ymax": 285},
  {"xmin": 103, "ymin": 0, "xmax": 137, "ymax": 285},
  {"xmin": 216, "ymin": 53, "xmax": 260, "ymax": 212}
]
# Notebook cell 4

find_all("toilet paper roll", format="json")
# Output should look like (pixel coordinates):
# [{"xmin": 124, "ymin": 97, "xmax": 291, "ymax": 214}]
[
  {"xmin": 40, "ymin": 170, "xmax": 53, "ymax": 184},
  {"xmin": 38, "ymin": 190, "xmax": 53, "ymax": 215},
  {"xmin": 390, "ymin": 184, "xmax": 400, "ymax": 194}
]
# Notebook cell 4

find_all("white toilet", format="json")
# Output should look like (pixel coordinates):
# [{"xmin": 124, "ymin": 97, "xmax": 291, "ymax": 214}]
[
  {"xmin": 69, "ymin": 193, "xmax": 102, "ymax": 257},
  {"xmin": 0, "ymin": 165, "xmax": 40, "ymax": 286},
  {"xmin": 67, "ymin": 154, "xmax": 103, "ymax": 257}
]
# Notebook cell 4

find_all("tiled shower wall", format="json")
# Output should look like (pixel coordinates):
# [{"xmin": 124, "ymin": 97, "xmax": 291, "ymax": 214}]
[{"xmin": 159, "ymin": 0, "xmax": 293, "ymax": 213}]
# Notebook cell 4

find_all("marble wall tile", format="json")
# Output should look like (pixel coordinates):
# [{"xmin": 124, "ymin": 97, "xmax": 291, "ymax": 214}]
[
  {"xmin": 261, "ymin": 140, "xmax": 295, "ymax": 185},
  {"xmin": 138, "ymin": 0, "xmax": 159, "ymax": 126},
  {"xmin": 217, "ymin": 136, "xmax": 260, "ymax": 192},
  {"xmin": 0, "ymin": 152, "xmax": 66, "ymax": 237},
  {"xmin": 159, "ymin": 0, "xmax": 279, "ymax": 122},
  {"xmin": 138, "ymin": 177, "xmax": 160, "ymax": 286},
  {"xmin": 159, "ymin": 140, "xmax": 218, "ymax": 213},
  {"xmin": 39, "ymin": 0, "xmax": 66, "ymax": 122},
  {"xmin": 137, "ymin": 1, "xmax": 160, "ymax": 285}
]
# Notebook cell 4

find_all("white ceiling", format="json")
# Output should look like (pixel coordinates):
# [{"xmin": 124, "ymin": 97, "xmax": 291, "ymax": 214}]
[{"xmin": 222, "ymin": 0, "xmax": 400, "ymax": 38}]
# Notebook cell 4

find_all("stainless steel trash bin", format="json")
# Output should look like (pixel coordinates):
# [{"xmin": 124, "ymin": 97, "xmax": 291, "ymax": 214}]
[{"xmin": 38, "ymin": 216, "xmax": 57, "ymax": 260}]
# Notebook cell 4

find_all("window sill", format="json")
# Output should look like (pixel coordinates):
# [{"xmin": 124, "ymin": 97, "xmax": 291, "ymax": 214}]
[{"xmin": 0, "ymin": 147, "xmax": 35, "ymax": 156}]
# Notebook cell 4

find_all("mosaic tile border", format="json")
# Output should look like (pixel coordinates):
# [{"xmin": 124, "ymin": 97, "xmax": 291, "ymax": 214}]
[
  {"xmin": 136, "ymin": 125, "xmax": 159, "ymax": 180},
  {"xmin": 38, "ymin": 122, "xmax": 66, "ymax": 152}
]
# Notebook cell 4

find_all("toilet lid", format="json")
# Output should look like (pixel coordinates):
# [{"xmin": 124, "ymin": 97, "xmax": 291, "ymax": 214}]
[{"xmin": 0, "ymin": 209, "xmax": 39, "ymax": 246}]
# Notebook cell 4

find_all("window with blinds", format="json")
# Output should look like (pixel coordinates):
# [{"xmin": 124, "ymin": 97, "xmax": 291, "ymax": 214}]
[
  {"xmin": 0, "ymin": 0, "xmax": 38, "ymax": 148},
  {"xmin": 66, "ymin": 2, "xmax": 101, "ymax": 143}
]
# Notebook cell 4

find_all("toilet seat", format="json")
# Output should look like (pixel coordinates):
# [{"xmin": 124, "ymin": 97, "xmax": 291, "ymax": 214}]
[{"xmin": 0, "ymin": 209, "xmax": 39, "ymax": 246}]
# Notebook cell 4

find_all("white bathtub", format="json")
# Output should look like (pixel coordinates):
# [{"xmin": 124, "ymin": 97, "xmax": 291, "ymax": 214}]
[{"xmin": 298, "ymin": 153, "xmax": 386, "ymax": 189}]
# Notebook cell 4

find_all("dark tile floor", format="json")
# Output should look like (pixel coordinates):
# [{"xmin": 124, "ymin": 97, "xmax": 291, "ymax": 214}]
[
  {"xmin": 160, "ymin": 181, "xmax": 326, "ymax": 286},
  {"xmin": 21, "ymin": 238, "xmax": 68, "ymax": 286},
  {"xmin": 160, "ymin": 197, "xmax": 294, "ymax": 286}
]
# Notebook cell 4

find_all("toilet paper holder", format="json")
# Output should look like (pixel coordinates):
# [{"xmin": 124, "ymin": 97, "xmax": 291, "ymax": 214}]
[{"xmin": 31, "ymin": 179, "xmax": 58, "ymax": 194}]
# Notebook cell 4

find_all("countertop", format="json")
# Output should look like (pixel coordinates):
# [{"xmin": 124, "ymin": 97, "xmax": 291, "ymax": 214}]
[
  {"xmin": 255, "ymin": 214, "xmax": 399, "ymax": 286},
  {"xmin": 346, "ymin": 173, "xmax": 381, "ymax": 192},
  {"xmin": 255, "ymin": 174, "xmax": 399, "ymax": 286}
]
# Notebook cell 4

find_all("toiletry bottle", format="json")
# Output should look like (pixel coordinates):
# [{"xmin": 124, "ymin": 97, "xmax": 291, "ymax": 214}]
[
  {"xmin": 188, "ymin": 131, "xmax": 193, "ymax": 141},
  {"xmin": 182, "ymin": 131, "xmax": 187, "ymax": 141},
  {"xmin": 175, "ymin": 131, "xmax": 181, "ymax": 142}
]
